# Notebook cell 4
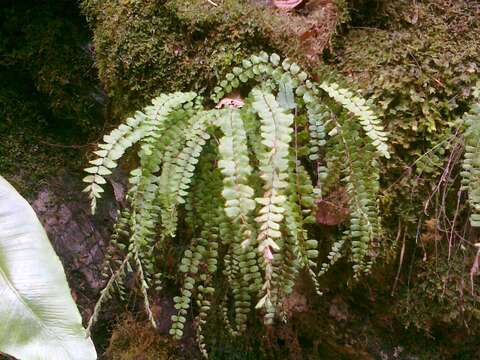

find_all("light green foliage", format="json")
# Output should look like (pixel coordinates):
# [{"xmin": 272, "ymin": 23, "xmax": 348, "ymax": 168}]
[
  {"xmin": 158, "ymin": 109, "xmax": 211, "ymax": 235},
  {"xmin": 307, "ymin": 104, "xmax": 329, "ymax": 194},
  {"xmin": 336, "ymin": 119, "xmax": 380, "ymax": 276},
  {"xmin": 84, "ymin": 53, "xmax": 388, "ymax": 356},
  {"xmin": 284, "ymin": 164, "xmax": 321, "ymax": 295},
  {"xmin": 318, "ymin": 239, "xmax": 345, "ymax": 277},
  {"xmin": 0, "ymin": 176, "xmax": 96, "ymax": 360},
  {"xmin": 216, "ymin": 109, "xmax": 255, "ymax": 246}
]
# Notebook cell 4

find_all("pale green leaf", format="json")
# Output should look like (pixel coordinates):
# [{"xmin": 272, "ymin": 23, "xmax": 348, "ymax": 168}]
[{"xmin": 0, "ymin": 176, "xmax": 97, "ymax": 360}]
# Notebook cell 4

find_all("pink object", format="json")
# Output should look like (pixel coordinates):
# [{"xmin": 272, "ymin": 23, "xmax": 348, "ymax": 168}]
[
  {"xmin": 273, "ymin": 0, "xmax": 303, "ymax": 9},
  {"xmin": 264, "ymin": 246, "xmax": 274, "ymax": 261},
  {"xmin": 215, "ymin": 98, "xmax": 245, "ymax": 109}
]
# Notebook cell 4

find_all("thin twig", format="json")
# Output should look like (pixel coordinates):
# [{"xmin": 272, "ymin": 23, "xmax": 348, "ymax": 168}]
[
  {"xmin": 381, "ymin": 134, "xmax": 457, "ymax": 195},
  {"xmin": 391, "ymin": 222, "xmax": 406, "ymax": 296},
  {"xmin": 470, "ymin": 248, "xmax": 480, "ymax": 296},
  {"xmin": 38, "ymin": 139, "xmax": 94, "ymax": 149}
]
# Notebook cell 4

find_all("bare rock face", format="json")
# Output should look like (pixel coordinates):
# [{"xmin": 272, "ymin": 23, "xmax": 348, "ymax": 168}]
[{"xmin": 30, "ymin": 171, "xmax": 124, "ymax": 316}]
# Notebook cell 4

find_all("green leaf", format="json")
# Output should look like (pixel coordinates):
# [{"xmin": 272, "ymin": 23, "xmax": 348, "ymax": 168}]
[
  {"xmin": 270, "ymin": 53, "xmax": 280, "ymax": 66},
  {"xmin": 0, "ymin": 176, "xmax": 97, "ymax": 360}
]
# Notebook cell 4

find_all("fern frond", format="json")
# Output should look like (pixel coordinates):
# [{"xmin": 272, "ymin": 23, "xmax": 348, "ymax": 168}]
[
  {"xmin": 133, "ymin": 249, "xmax": 156, "ymax": 328},
  {"xmin": 194, "ymin": 227, "xmax": 219, "ymax": 356},
  {"xmin": 86, "ymin": 253, "xmax": 132, "ymax": 335},
  {"xmin": 159, "ymin": 110, "xmax": 212, "ymax": 236},
  {"xmin": 216, "ymin": 108, "xmax": 256, "ymax": 247},
  {"xmin": 460, "ymin": 100, "xmax": 480, "ymax": 227},
  {"xmin": 319, "ymin": 82, "xmax": 390, "ymax": 159},
  {"xmin": 251, "ymin": 89, "xmax": 294, "ymax": 323},
  {"xmin": 337, "ymin": 119, "xmax": 380, "ymax": 276},
  {"xmin": 83, "ymin": 92, "xmax": 198, "ymax": 213},
  {"xmin": 101, "ymin": 208, "xmax": 130, "ymax": 280},
  {"xmin": 306, "ymin": 103, "xmax": 330, "ymax": 195},
  {"xmin": 127, "ymin": 116, "xmax": 196, "ymax": 292},
  {"xmin": 285, "ymin": 162, "xmax": 322, "ymax": 294},
  {"xmin": 318, "ymin": 238, "xmax": 345, "ymax": 276},
  {"xmin": 215, "ymin": 108, "xmax": 263, "ymax": 332}
]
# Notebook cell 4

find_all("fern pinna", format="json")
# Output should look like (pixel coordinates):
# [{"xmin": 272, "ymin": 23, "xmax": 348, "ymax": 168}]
[{"xmin": 83, "ymin": 52, "xmax": 390, "ymax": 356}]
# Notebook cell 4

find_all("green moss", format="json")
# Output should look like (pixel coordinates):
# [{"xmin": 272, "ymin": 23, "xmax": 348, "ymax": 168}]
[
  {"xmin": 333, "ymin": 0, "xmax": 480, "ymax": 332},
  {"xmin": 0, "ymin": 0, "xmax": 101, "ymax": 193},
  {"xmin": 396, "ymin": 247, "xmax": 480, "ymax": 333},
  {"xmin": 0, "ymin": 88, "xmax": 85, "ymax": 195},
  {"xmin": 0, "ymin": 0, "xmax": 101, "ymax": 132},
  {"xmin": 333, "ymin": 0, "xmax": 479, "ymax": 231},
  {"xmin": 82, "ymin": 0, "xmax": 275, "ymax": 115},
  {"xmin": 336, "ymin": 0, "xmax": 479, "ymax": 152}
]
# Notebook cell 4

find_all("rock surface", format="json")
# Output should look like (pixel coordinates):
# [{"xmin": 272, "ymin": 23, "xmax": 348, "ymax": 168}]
[{"xmin": 30, "ymin": 171, "xmax": 123, "ymax": 318}]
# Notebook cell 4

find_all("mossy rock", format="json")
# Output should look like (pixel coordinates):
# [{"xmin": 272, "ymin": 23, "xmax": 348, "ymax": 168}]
[
  {"xmin": 333, "ymin": 0, "xmax": 480, "ymax": 333},
  {"xmin": 81, "ymin": 0, "xmax": 340, "ymax": 116},
  {"xmin": 335, "ymin": 0, "xmax": 479, "ymax": 157},
  {"xmin": 334, "ymin": 0, "xmax": 479, "ymax": 235}
]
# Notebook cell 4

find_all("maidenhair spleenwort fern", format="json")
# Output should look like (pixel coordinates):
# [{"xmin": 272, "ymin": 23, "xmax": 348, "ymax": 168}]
[{"xmin": 84, "ymin": 53, "xmax": 390, "ymax": 357}]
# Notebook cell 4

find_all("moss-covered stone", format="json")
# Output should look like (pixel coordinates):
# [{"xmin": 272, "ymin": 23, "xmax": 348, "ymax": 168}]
[{"xmin": 335, "ymin": 0, "xmax": 478, "ymax": 152}]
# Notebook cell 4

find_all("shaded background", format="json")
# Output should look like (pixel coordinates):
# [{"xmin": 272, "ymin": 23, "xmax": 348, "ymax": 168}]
[{"xmin": 1, "ymin": 0, "xmax": 479, "ymax": 358}]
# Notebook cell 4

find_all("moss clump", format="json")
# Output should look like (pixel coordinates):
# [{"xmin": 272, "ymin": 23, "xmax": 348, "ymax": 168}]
[
  {"xmin": 80, "ymin": 0, "xmax": 339, "ymax": 116},
  {"xmin": 106, "ymin": 314, "xmax": 178, "ymax": 360},
  {"xmin": 396, "ymin": 245, "xmax": 480, "ymax": 334},
  {"xmin": 334, "ymin": 0, "xmax": 479, "ymax": 238}
]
